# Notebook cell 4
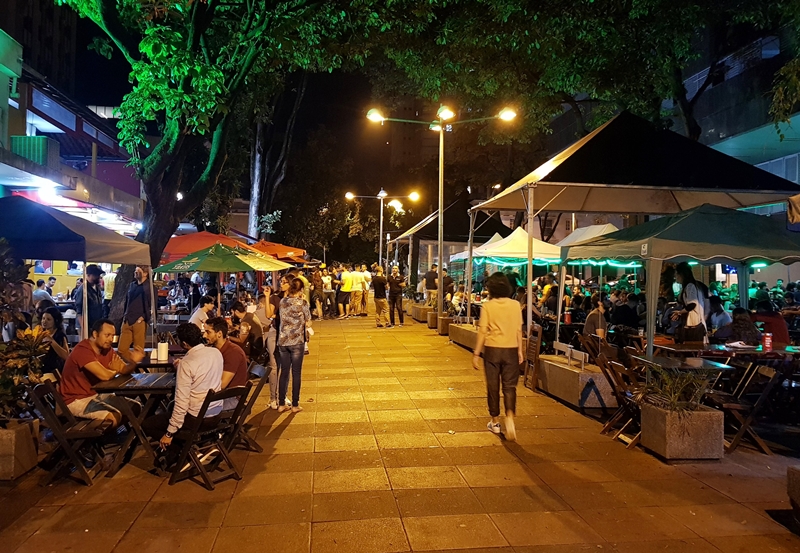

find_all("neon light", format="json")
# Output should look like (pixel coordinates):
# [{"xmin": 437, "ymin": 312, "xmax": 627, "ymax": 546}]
[{"xmin": 750, "ymin": 262, "xmax": 768, "ymax": 268}]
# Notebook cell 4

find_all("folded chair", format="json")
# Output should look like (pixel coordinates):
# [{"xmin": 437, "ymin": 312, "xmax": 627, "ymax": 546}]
[
  {"xmin": 27, "ymin": 381, "xmax": 111, "ymax": 486},
  {"xmin": 577, "ymin": 334, "xmax": 600, "ymax": 365},
  {"xmin": 524, "ymin": 323, "xmax": 543, "ymax": 390},
  {"xmin": 704, "ymin": 364, "xmax": 780, "ymax": 454},
  {"xmin": 169, "ymin": 384, "xmax": 251, "ymax": 490},
  {"xmin": 596, "ymin": 354, "xmax": 643, "ymax": 448},
  {"xmin": 225, "ymin": 364, "xmax": 269, "ymax": 453}
]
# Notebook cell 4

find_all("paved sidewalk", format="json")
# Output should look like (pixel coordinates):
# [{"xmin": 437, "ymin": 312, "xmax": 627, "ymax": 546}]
[{"xmin": 2, "ymin": 315, "xmax": 800, "ymax": 552}]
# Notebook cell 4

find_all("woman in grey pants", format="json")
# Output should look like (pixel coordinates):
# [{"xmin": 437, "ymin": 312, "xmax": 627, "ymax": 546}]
[{"xmin": 472, "ymin": 272, "xmax": 524, "ymax": 441}]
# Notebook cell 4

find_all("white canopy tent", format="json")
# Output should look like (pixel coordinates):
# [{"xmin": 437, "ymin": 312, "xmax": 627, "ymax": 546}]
[
  {"xmin": 449, "ymin": 233, "xmax": 503, "ymax": 262},
  {"xmin": 475, "ymin": 226, "xmax": 561, "ymax": 260}
]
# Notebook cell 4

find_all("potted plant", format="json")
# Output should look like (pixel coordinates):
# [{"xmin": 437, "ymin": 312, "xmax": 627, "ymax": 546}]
[
  {"xmin": 0, "ymin": 241, "xmax": 43, "ymax": 479},
  {"xmin": 637, "ymin": 365, "xmax": 724, "ymax": 460}
]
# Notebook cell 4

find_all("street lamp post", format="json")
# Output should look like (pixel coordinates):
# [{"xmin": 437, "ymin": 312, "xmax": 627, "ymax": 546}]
[
  {"xmin": 345, "ymin": 189, "xmax": 419, "ymax": 270},
  {"xmin": 367, "ymin": 106, "xmax": 517, "ymax": 316}
]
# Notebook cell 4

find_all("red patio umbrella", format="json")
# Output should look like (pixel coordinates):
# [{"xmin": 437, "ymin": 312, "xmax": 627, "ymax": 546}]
[{"xmin": 160, "ymin": 231, "xmax": 264, "ymax": 263}]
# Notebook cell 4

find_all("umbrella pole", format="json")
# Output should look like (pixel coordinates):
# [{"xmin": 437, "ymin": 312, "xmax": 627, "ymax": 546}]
[
  {"xmin": 81, "ymin": 263, "xmax": 88, "ymax": 340},
  {"xmin": 645, "ymin": 258, "xmax": 661, "ymax": 357},
  {"xmin": 555, "ymin": 265, "xmax": 566, "ymax": 343}
]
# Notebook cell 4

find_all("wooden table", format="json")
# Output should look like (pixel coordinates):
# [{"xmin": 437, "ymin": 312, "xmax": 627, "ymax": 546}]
[
  {"xmin": 94, "ymin": 373, "xmax": 176, "ymax": 477},
  {"xmin": 658, "ymin": 342, "xmax": 800, "ymax": 358}
]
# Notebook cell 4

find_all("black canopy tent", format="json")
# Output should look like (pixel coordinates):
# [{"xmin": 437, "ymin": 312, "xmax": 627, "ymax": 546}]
[
  {"xmin": 389, "ymin": 194, "xmax": 512, "ymax": 285},
  {"xmin": 466, "ymin": 111, "xmax": 800, "ymax": 341}
]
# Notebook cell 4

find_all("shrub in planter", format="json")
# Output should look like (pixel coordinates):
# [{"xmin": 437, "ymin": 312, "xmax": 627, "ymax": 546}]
[{"xmin": 637, "ymin": 365, "xmax": 724, "ymax": 460}]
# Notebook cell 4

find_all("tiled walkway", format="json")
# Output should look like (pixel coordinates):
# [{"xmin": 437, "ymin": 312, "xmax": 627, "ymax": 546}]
[{"xmin": 3, "ymin": 315, "xmax": 800, "ymax": 552}]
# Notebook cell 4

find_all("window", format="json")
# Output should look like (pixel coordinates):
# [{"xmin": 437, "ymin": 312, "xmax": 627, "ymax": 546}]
[
  {"xmin": 565, "ymin": 220, "xmax": 572, "ymax": 231},
  {"xmin": 32, "ymin": 89, "xmax": 75, "ymax": 130}
]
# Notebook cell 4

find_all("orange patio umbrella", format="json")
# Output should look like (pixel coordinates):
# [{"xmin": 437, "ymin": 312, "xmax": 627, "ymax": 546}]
[
  {"xmin": 161, "ymin": 231, "xmax": 265, "ymax": 264},
  {"xmin": 251, "ymin": 240, "xmax": 306, "ymax": 263}
]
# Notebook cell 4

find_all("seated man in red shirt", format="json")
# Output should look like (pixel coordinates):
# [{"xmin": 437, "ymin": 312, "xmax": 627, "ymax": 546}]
[
  {"xmin": 60, "ymin": 318, "xmax": 145, "ymax": 426},
  {"xmin": 752, "ymin": 300, "xmax": 791, "ymax": 344},
  {"xmin": 204, "ymin": 316, "xmax": 249, "ymax": 396}
]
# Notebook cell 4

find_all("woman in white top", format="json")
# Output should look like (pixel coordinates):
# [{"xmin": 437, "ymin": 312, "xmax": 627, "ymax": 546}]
[
  {"xmin": 671, "ymin": 262, "xmax": 708, "ymax": 342},
  {"xmin": 472, "ymin": 272, "xmax": 523, "ymax": 441}
]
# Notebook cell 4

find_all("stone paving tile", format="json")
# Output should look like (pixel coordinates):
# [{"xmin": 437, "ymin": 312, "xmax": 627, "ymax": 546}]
[
  {"xmin": 381, "ymin": 448, "xmax": 453, "ymax": 467},
  {"xmin": 37, "ymin": 502, "xmax": 145, "ymax": 534},
  {"xmin": 133, "ymin": 500, "xmax": 229, "ymax": 529},
  {"xmin": 611, "ymin": 538, "xmax": 724, "ymax": 553},
  {"xmin": 113, "ymin": 527, "xmax": 219, "ymax": 553},
  {"xmin": 490, "ymin": 511, "xmax": 605, "ymax": 547},
  {"xmin": 14, "ymin": 530, "xmax": 125, "ymax": 553},
  {"xmin": 387, "ymin": 465, "xmax": 468, "ymax": 489},
  {"xmin": 707, "ymin": 534, "xmax": 800, "ymax": 552},
  {"xmin": 314, "ymin": 434, "xmax": 378, "ymax": 452},
  {"xmin": 457, "ymin": 463, "xmax": 544, "ymax": 488},
  {"xmin": 213, "ymin": 524, "xmax": 310, "ymax": 553},
  {"xmin": 661, "ymin": 503, "xmax": 791, "ymax": 537},
  {"xmin": 311, "ymin": 490, "xmax": 399, "ymax": 522},
  {"xmin": 313, "ymin": 467, "xmax": 390, "ymax": 493},
  {"xmin": 310, "ymin": 517, "xmax": 409, "ymax": 553},
  {"xmin": 578, "ymin": 506, "xmax": 700, "ymax": 542},
  {"xmin": 394, "ymin": 488, "xmax": 485, "ymax": 517},
  {"xmin": 225, "ymin": 494, "xmax": 312, "ymax": 525},
  {"xmin": 312, "ymin": 450, "xmax": 385, "ymax": 471},
  {"xmin": 402, "ymin": 514, "xmax": 509, "ymax": 550},
  {"xmin": 376, "ymin": 432, "xmax": 441, "ymax": 449}
]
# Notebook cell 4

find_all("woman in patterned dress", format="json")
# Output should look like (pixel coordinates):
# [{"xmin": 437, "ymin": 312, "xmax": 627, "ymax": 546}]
[{"xmin": 277, "ymin": 277, "xmax": 312, "ymax": 413}]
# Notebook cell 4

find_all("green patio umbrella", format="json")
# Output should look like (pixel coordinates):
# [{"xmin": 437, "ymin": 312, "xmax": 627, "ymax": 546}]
[{"xmin": 155, "ymin": 243, "xmax": 292, "ymax": 273}]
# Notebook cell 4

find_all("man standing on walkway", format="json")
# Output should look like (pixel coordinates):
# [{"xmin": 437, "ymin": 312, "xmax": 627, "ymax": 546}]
[
  {"xmin": 424, "ymin": 263, "xmax": 439, "ymax": 307},
  {"xmin": 350, "ymin": 265, "xmax": 365, "ymax": 316},
  {"xmin": 441, "ymin": 268, "xmax": 454, "ymax": 301},
  {"xmin": 387, "ymin": 265, "xmax": 406, "ymax": 328},
  {"xmin": 360, "ymin": 264, "xmax": 372, "ymax": 317},
  {"xmin": 118, "ymin": 266, "xmax": 152, "ymax": 362},
  {"xmin": 337, "ymin": 264, "xmax": 353, "ymax": 319},
  {"xmin": 75, "ymin": 264, "xmax": 105, "ymax": 333},
  {"xmin": 373, "ymin": 267, "xmax": 389, "ymax": 328}
]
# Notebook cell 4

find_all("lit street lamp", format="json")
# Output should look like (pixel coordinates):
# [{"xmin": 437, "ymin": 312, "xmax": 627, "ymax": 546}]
[
  {"xmin": 345, "ymin": 188, "xmax": 419, "ymax": 270},
  {"xmin": 367, "ymin": 105, "xmax": 517, "ymax": 316}
]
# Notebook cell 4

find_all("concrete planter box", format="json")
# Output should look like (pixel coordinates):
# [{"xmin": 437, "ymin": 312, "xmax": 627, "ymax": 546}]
[
  {"xmin": 0, "ymin": 419, "xmax": 39, "ymax": 480},
  {"xmin": 537, "ymin": 355, "xmax": 617, "ymax": 410},
  {"xmin": 427, "ymin": 311, "xmax": 441, "ymax": 329},
  {"xmin": 641, "ymin": 403, "xmax": 724, "ymax": 461},
  {"xmin": 411, "ymin": 304, "xmax": 432, "ymax": 322},
  {"xmin": 403, "ymin": 298, "xmax": 413, "ymax": 314},
  {"xmin": 450, "ymin": 324, "xmax": 479, "ymax": 351},
  {"xmin": 438, "ymin": 316, "xmax": 454, "ymax": 336}
]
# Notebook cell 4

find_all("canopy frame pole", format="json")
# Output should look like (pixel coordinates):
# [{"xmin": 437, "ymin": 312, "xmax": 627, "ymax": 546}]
[
  {"xmin": 739, "ymin": 262, "xmax": 749, "ymax": 308},
  {"xmin": 466, "ymin": 211, "xmax": 475, "ymax": 324},
  {"xmin": 149, "ymin": 266, "xmax": 156, "ymax": 348},
  {"xmin": 555, "ymin": 264, "xmax": 567, "ymax": 343},
  {"xmin": 645, "ymin": 258, "xmax": 662, "ymax": 357},
  {"xmin": 526, "ymin": 184, "xmax": 535, "ymax": 341}
]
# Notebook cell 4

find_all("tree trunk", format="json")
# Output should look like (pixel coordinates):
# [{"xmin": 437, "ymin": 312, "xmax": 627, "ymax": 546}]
[
  {"xmin": 537, "ymin": 212, "xmax": 563, "ymax": 243},
  {"xmin": 248, "ymin": 120, "xmax": 266, "ymax": 237}
]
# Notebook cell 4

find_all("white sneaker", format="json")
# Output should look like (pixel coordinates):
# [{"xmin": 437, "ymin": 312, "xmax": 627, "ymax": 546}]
[
  {"xmin": 487, "ymin": 421, "xmax": 501, "ymax": 434},
  {"xmin": 269, "ymin": 400, "xmax": 278, "ymax": 410},
  {"xmin": 285, "ymin": 397, "xmax": 292, "ymax": 406},
  {"xmin": 504, "ymin": 416, "xmax": 516, "ymax": 442}
]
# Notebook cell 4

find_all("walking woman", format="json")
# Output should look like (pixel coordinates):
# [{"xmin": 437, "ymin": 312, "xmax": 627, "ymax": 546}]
[
  {"xmin": 472, "ymin": 272, "xmax": 523, "ymax": 441},
  {"xmin": 277, "ymin": 277, "xmax": 312, "ymax": 413}
]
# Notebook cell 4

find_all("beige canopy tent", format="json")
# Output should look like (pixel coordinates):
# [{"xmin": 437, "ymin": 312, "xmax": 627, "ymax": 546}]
[
  {"xmin": 556, "ymin": 223, "xmax": 619, "ymax": 247},
  {"xmin": 475, "ymin": 226, "xmax": 562, "ymax": 260},
  {"xmin": 466, "ymin": 111, "xmax": 800, "ymax": 341},
  {"xmin": 561, "ymin": 204, "xmax": 800, "ymax": 355}
]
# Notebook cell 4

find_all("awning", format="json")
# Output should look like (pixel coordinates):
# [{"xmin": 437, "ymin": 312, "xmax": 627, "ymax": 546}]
[
  {"xmin": 555, "ymin": 223, "xmax": 619, "ymax": 247},
  {"xmin": 474, "ymin": 226, "xmax": 561, "ymax": 260},
  {"xmin": 251, "ymin": 240, "xmax": 307, "ymax": 262},
  {"xmin": 450, "ymin": 233, "xmax": 504, "ymax": 262},
  {"xmin": 392, "ymin": 195, "xmax": 512, "ymax": 244},
  {"xmin": 156, "ymin": 244, "xmax": 292, "ymax": 273},
  {"xmin": 472, "ymin": 111, "xmax": 800, "ymax": 214},
  {"xmin": 0, "ymin": 195, "xmax": 150, "ymax": 264}
]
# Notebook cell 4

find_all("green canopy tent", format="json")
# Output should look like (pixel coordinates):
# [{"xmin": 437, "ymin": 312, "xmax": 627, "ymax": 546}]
[{"xmin": 560, "ymin": 204, "xmax": 800, "ymax": 355}]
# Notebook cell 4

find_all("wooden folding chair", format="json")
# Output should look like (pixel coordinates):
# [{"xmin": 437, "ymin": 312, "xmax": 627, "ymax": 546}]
[
  {"xmin": 524, "ymin": 323, "xmax": 542, "ymax": 390},
  {"xmin": 27, "ymin": 382, "xmax": 111, "ymax": 486},
  {"xmin": 577, "ymin": 334, "xmax": 600, "ymax": 364},
  {"xmin": 225, "ymin": 364, "xmax": 269, "ymax": 453},
  {"xmin": 596, "ymin": 353, "xmax": 629, "ymax": 436},
  {"xmin": 704, "ymin": 365, "xmax": 780, "ymax": 454},
  {"xmin": 596, "ymin": 355, "xmax": 643, "ymax": 449},
  {"xmin": 169, "ymin": 384, "xmax": 251, "ymax": 490}
]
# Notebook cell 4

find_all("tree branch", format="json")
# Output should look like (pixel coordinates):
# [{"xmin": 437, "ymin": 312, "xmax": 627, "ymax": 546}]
[{"xmin": 93, "ymin": 0, "xmax": 140, "ymax": 66}]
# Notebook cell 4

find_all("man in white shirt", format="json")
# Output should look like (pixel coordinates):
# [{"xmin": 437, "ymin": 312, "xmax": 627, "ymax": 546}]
[
  {"xmin": 191, "ymin": 271, "xmax": 203, "ymax": 286},
  {"xmin": 359, "ymin": 264, "xmax": 372, "ymax": 317},
  {"xmin": 188, "ymin": 295, "xmax": 215, "ymax": 329},
  {"xmin": 143, "ymin": 323, "xmax": 224, "ymax": 467}
]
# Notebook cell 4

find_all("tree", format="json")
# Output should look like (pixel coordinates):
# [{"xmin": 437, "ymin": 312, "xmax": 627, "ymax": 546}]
[{"xmin": 56, "ymin": 0, "xmax": 368, "ymax": 266}]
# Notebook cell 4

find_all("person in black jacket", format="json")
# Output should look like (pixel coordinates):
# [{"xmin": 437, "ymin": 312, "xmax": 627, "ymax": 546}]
[{"xmin": 118, "ymin": 266, "xmax": 152, "ymax": 361}]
